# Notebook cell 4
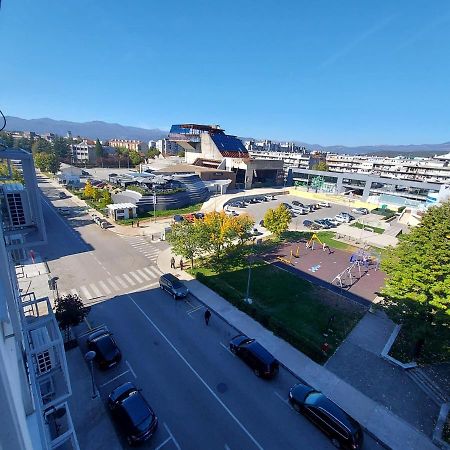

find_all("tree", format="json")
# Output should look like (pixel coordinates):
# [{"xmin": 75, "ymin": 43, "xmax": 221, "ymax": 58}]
[
  {"xmin": 0, "ymin": 132, "xmax": 14, "ymax": 147},
  {"xmin": 31, "ymin": 138, "xmax": 53, "ymax": 154},
  {"xmin": 202, "ymin": 211, "xmax": 236, "ymax": 260},
  {"xmin": 381, "ymin": 201, "xmax": 450, "ymax": 356},
  {"xmin": 129, "ymin": 150, "xmax": 143, "ymax": 166},
  {"xmin": 33, "ymin": 152, "xmax": 60, "ymax": 173},
  {"xmin": 95, "ymin": 138, "xmax": 104, "ymax": 160},
  {"xmin": 102, "ymin": 189, "xmax": 112, "ymax": 204},
  {"xmin": 263, "ymin": 204, "xmax": 292, "ymax": 237},
  {"xmin": 231, "ymin": 214, "xmax": 255, "ymax": 245},
  {"xmin": 115, "ymin": 146, "xmax": 128, "ymax": 168},
  {"xmin": 92, "ymin": 187, "xmax": 102, "ymax": 201},
  {"xmin": 312, "ymin": 161, "xmax": 328, "ymax": 171},
  {"xmin": 15, "ymin": 137, "xmax": 32, "ymax": 151},
  {"xmin": 0, "ymin": 161, "xmax": 24, "ymax": 184},
  {"xmin": 54, "ymin": 293, "xmax": 89, "ymax": 342},
  {"xmin": 53, "ymin": 136, "xmax": 70, "ymax": 159},
  {"xmin": 167, "ymin": 220, "xmax": 206, "ymax": 268},
  {"xmin": 83, "ymin": 179, "xmax": 95, "ymax": 198},
  {"xmin": 147, "ymin": 148, "xmax": 161, "ymax": 159}
]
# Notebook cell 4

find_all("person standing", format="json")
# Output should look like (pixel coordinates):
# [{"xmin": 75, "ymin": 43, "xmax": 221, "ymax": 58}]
[
  {"xmin": 179, "ymin": 258, "xmax": 184, "ymax": 270},
  {"xmin": 170, "ymin": 256, "xmax": 175, "ymax": 269},
  {"xmin": 204, "ymin": 309, "xmax": 211, "ymax": 326},
  {"xmin": 131, "ymin": 220, "xmax": 134, "ymax": 228}
]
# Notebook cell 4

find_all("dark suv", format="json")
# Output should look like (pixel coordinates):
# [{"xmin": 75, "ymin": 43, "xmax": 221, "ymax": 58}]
[
  {"xmin": 289, "ymin": 383, "xmax": 363, "ymax": 449},
  {"xmin": 159, "ymin": 273, "xmax": 189, "ymax": 299},
  {"xmin": 108, "ymin": 382, "xmax": 158, "ymax": 445},
  {"xmin": 229, "ymin": 334, "xmax": 279, "ymax": 378}
]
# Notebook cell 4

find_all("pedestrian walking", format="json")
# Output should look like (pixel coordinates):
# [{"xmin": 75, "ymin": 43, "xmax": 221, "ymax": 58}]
[
  {"xmin": 204, "ymin": 309, "xmax": 211, "ymax": 326},
  {"xmin": 131, "ymin": 220, "xmax": 134, "ymax": 228},
  {"xmin": 170, "ymin": 256, "xmax": 175, "ymax": 269},
  {"xmin": 179, "ymin": 259, "xmax": 184, "ymax": 270}
]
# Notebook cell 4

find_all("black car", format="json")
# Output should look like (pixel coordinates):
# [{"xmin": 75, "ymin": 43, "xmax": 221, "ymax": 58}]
[
  {"xmin": 173, "ymin": 215, "xmax": 184, "ymax": 223},
  {"xmin": 194, "ymin": 212, "xmax": 205, "ymax": 220},
  {"xmin": 292, "ymin": 200, "xmax": 304, "ymax": 207},
  {"xmin": 281, "ymin": 202, "xmax": 293, "ymax": 210},
  {"xmin": 289, "ymin": 383, "xmax": 363, "ymax": 449},
  {"xmin": 159, "ymin": 273, "xmax": 189, "ymax": 298},
  {"xmin": 303, "ymin": 219, "xmax": 321, "ymax": 230},
  {"xmin": 229, "ymin": 334, "xmax": 279, "ymax": 378},
  {"xmin": 108, "ymin": 382, "xmax": 158, "ymax": 445},
  {"xmin": 87, "ymin": 329, "xmax": 122, "ymax": 370}
]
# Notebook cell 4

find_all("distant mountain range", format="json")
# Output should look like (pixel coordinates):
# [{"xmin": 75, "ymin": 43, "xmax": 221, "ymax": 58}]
[
  {"xmin": 5, "ymin": 116, "xmax": 167, "ymax": 142},
  {"xmin": 5, "ymin": 116, "xmax": 450, "ymax": 156}
]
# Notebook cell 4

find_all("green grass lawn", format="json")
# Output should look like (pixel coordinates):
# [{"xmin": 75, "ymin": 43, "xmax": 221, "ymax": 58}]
[
  {"xmin": 388, "ymin": 322, "xmax": 450, "ymax": 365},
  {"xmin": 117, "ymin": 203, "xmax": 204, "ymax": 225},
  {"xmin": 350, "ymin": 222, "xmax": 385, "ymax": 234},
  {"xmin": 191, "ymin": 254, "xmax": 364, "ymax": 363}
]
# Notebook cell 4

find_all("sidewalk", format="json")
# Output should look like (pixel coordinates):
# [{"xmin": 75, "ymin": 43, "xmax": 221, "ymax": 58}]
[
  {"xmin": 66, "ymin": 347, "xmax": 122, "ymax": 450},
  {"xmin": 157, "ymin": 247, "xmax": 438, "ymax": 450}
]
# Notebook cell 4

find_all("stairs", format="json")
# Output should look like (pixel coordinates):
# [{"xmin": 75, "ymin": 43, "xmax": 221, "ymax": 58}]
[{"xmin": 407, "ymin": 367, "xmax": 448, "ymax": 406}]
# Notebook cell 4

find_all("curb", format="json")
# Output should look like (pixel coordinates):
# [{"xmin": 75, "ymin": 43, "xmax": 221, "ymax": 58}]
[{"xmin": 187, "ymin": 287, "xmax": 391, "ymax": 450}]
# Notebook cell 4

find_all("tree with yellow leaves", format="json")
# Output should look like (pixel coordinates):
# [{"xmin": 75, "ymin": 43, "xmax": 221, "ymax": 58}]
[{"xmin": 83, "ymin": 180, "xmax": 94, "ymax": 199}]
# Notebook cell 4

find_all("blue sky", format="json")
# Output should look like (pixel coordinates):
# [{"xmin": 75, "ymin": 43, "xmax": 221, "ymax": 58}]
[{"xmin": 1, "ymin": 0, "xmax": 449, "ymax": 146}]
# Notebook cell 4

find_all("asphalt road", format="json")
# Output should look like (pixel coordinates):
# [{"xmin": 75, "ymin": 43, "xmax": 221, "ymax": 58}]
[{"xmin": 38, "ymin": 178, "xmax": 384, "ymax": 450}]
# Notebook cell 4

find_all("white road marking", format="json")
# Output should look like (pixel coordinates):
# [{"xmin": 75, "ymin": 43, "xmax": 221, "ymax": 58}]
[
  {"xmin": 115, "ymin": 275, "xmax": 128, "ymax": 288},
  {"xmin": 154, "ymin": 437, "xmax": 171, "ymax": 450},
  {"xmin": 129, "ymin": 271, "xmax": 143, "ymax": 283},
  {"xmin": 80, "ymin": 285, "xmax": 93, "ymax": 300},
  {"xmin": 187, "ymin": 305, "xmax": 203, "ymax": 315},
  {"xmin": 89, "ymin": 283, "xmax": 103, "ymax": 298},
  {"xmin": 146, "ymin": 266, "xmax": 162, "ymax": 277},
  {"xmin": 99, "ymin": 370, "xmax": 130, "ymax": 388},
  {"xmin": 143, "ymin": 267, "xmax": 157, "ymax": 278},
  {"xmin": 163, "ymin": 423, "xmax": 181, "ymax": 450},
  {"xmin": 220, "ymin": 342, "xmax": 235, "ymax": 356},
  {"xmin": 106, "ymin": 278, "xmax": 119, "ymax": 291},
  {"xmin": 122, "ymin": 273, "xmax": 136, "ymax": 286},
  {"xmin": 125, "ymin": 360, "xmax": 137, "ymax": 379},
  {"xmin": 98, "ymin": 280, "xmax": 111, "ymax": 295},
  {"xmin": 137, "ymin": 269, "xmax": 150, "ymax": 280},
  {"xmin": 128, "ymin": 294, "xmax": 264, "ymax": 450},
  {"xmin": 274, "ymin": 391, "xmax": 290, "ymax": 407}
]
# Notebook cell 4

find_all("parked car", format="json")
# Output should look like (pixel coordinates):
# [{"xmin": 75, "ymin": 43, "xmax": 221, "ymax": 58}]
[
  {"xmin": 311, "ymin": 203, "xmax": 321, "ymax": 210},
  {"xmin": 293, "ymin": 207, "xmax": 309, "ymax": 215},
  {"xmin": 100, "ymin": 220, "xmax": 110, "ymax": 229},
  {"xmin": 352, "ymin": 207, "xmax": 369, "ymax": 215},
  {"xmin": 314, "ymin": 219, "xmax": 331, "ymax": 229},
  {"xmin": 229, "ymin": 334, "xmax": 279, "ymax": 378},
  {"xmin": 292, "ymin": 200, "xmax": 304, "ymax": 207},
  {"xmin": 57, "ymin": 207, "xmax": 70, "ymax": 216},
  {"xmin": 194, "ymin": 212, "xmax": 204, "ymax": 220},
  {"xmin": 335, "ymin": 213, "xmax": 355, "ymax": 223},
  {"xmin": 264, "ymin": 195, "xmax": 275, "ymax": 201},
  {"xmin": 303, "ymin": 220, "xmax": 321, "ymax": 230},
  {"xmin": 58, "ymin": 192, "xmax": 67, "ymax": 199},
  {"xmin": 159, "ymin": 273, "xmax": 189, "ymax": 299},
  {"xmin": 281, "ymin": 202, "xmax": 293, "ymax": 210},
  {"xmin": 108, "ymin": 382, "xmax": 158, "ymax": 445},
  {"xmin": 173, "ymin": 215, "xmax": 184, "ymax": 223},
  {"xmin": 226, "ymin": 210, "xmax": 238, "ymax": 216},
  {"xmin": 184, "ymin": 213, "xmax": 196, "ymax": 222},
  {"xmin": 318, "ymin": 201, "xmax": 331, "ymax": 208},
  {"xmin": 322, "ymin": 218, "xmax": 338, "ymax": 228},
  {"xmin": 289, "ymin": 383, "xmax": 363, "ymax": 449},
  {"xmin": 87, "ymin": 328, "xmax": 122, "ymax": 370},
  {"xmin": 304, "ymin": 204, "xmax": 315, "ymax": 212}
]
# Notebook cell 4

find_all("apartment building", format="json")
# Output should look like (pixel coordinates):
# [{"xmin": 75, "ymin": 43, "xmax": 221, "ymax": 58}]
[
  {"xmin": 155, "ymin": 138, "xmax": 181, "ymax": 156},
  {"xmin": 0, "ymin": 146, "xmax": 78, "ymax": 449},
  {"xmin": 70, "ymin": 139, "xmax": 96, "ymax": 164},
  {"xmin": 108, "ymin": 139, "xmax": 142, "ymax": 152}
]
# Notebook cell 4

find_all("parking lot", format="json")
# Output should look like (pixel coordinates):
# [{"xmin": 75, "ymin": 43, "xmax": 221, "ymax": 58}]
[{"xmin": 225, "ymin": 194, "xmax": 361, "ymax": 232}]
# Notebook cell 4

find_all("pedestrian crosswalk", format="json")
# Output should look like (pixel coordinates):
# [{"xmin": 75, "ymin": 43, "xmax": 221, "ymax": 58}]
[
  {"xmin": 59, "ymin": 266, "xmax": 163, "ymax": 302},
  {"xmin": 121, "ymin": 236, "xmax": 160, "ymax": 263}
]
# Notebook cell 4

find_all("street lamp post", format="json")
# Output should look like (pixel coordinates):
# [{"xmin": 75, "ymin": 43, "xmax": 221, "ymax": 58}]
[
  {"xmin": 84, "ymin": 351, "xmax": 98, "ymax": 399},
  {"xmin": 153, "ymin": 187, "xmax": 157, "ymax": 222}
]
